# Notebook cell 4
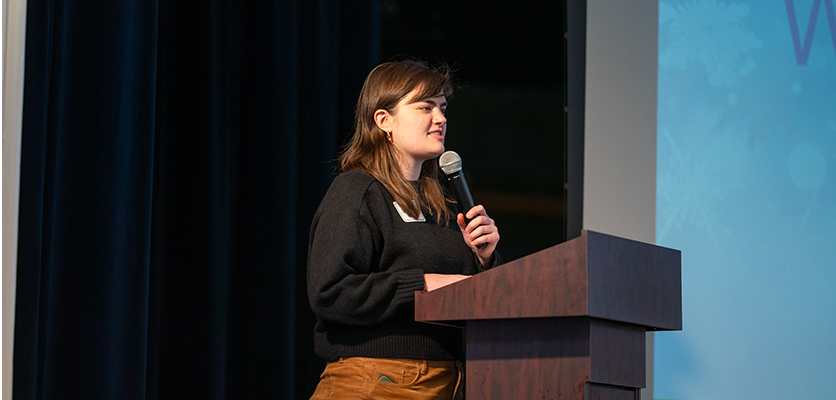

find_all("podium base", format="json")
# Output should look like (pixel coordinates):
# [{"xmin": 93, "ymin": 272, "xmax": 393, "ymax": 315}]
[{"xmin": 465, "ymin": 317, "xmax": 645, "ymax": 400}]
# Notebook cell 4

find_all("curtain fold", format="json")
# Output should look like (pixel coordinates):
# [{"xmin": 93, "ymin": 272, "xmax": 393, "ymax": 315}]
[
  {"xmin": 16, "ymin": 0, "xmax": 159, "ymax": 397},
  {"xmin": 15, "ymin": 0, "xmax": 380, "ymax": 398}
]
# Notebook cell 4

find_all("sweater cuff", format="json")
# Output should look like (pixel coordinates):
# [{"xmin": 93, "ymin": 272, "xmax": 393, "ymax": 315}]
[
  {"xmin": 394, "ymin": 269, "xmax": 426, "ymax": 308},
  {"xmin": 478, "ymin": 251, "xmax": 503, "ymax": 272}
]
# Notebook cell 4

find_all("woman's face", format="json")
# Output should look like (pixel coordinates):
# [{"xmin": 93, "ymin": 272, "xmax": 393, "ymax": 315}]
[{"xmin": 385, "ymin": 87, "xmax": 448, "ymax": 168}]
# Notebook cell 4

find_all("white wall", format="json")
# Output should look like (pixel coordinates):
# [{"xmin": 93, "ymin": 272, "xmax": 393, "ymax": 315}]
[
  {"xmin": 583, "ymin": 0, "xmax": 658, "ymax": 398},
  {"xmin": 3, "ymin": 0, "xmax": 27, "ymax": 398}
]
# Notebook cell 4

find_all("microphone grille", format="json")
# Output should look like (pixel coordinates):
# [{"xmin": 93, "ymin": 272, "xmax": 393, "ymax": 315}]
[{"xmin": 439, "ymin": 151, "xmax": 462, "ymax": 175}]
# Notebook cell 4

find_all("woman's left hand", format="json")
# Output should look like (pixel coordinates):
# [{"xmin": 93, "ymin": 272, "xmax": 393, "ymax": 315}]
[{"xmin": 457, "ymin": 204, "xmax": 500, "ymax": 267}]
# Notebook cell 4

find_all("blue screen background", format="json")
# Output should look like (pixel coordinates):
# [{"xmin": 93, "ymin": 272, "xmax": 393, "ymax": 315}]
[{"xmin": 655, "ymin": 1, "xmax": 836, "ymax": 399}]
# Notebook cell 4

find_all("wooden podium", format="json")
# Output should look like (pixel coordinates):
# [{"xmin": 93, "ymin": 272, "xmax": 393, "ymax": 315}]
[{"xmin": 415, "ymin": 230, "xmax": 681, "ymax": 400}]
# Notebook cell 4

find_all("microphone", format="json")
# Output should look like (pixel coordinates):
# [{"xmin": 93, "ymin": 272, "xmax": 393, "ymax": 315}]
[{"xmin": 439, "ymin": 150, "xmax": 486, "ymax": 249}]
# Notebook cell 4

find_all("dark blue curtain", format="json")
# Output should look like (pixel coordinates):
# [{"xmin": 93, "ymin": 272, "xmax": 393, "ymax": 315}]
[{"xmin": 14, "ymin": 0, "xmax": 379, "ymax": 398}]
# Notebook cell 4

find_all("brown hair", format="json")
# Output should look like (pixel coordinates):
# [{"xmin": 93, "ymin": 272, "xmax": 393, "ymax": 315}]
[{"xmin": 338, "ymin": 60, "xmax": 454, "ymax": 224}]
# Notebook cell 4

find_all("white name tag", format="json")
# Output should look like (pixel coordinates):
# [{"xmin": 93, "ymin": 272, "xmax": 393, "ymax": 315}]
[{"xmin": 393, "ymin": 202, "xmax": 426, "ymax": 223}]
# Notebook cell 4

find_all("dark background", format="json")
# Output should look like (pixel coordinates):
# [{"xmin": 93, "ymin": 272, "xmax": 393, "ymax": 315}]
[
  {"xmin": 381, "ymin": 0, "xmax": 567, "ymax": 260},
  {"xmin": 14, "ymin": 0, "xmax": 569, "ymax": 398}
]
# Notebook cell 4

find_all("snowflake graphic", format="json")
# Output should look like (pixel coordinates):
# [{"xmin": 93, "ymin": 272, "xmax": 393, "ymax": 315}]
[
  {"xmin": 657, "ymin": 128, "xmax": 743, "ymax": 247},
  {"xmin": 660, "ymin": 0, "xmax": 762, "ymax": 87}
]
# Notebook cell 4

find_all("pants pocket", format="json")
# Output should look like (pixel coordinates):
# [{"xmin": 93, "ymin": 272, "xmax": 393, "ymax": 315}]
[{"xmin": 369, "ymin": 358, "xmax": 421, "ymax": 385}]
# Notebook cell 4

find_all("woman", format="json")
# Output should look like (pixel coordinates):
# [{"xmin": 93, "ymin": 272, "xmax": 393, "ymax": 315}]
[{"xmin": 307, "ymin": 59, "xmax": 501, "ymax": 399}]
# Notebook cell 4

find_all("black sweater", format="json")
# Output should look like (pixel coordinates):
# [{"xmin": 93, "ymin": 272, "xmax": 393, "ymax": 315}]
[{"xmin": 307, "ymin": 170, "xmax": 499, "ymax": 362}]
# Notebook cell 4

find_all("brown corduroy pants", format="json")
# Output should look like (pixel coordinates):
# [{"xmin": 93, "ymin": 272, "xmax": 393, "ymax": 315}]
[{"xmin": 310, "ymin": 357, "xmax": 463, "ymax": 400}]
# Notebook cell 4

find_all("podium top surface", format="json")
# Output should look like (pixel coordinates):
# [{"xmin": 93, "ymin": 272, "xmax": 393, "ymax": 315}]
[{"xmin": 415, "ymin": 230, "xmax": 682, "ymax": 330}]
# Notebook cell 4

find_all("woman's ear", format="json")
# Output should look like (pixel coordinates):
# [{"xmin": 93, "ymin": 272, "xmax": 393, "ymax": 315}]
[{"xmin": 374, "ymin": 109, "xmax": 391, "ymax": 134}]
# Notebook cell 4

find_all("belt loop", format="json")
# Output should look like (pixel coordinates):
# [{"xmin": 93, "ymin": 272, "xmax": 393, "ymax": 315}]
[{"xmin": 452, "ymin": 360, "xmax": 463, "ymax": 400}]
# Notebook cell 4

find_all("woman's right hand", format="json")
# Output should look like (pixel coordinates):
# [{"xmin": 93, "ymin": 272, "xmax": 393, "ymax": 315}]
[
  {"xmin": 457, "ymin": 204, "xmax": 499, "ymax": 266},
  {"xmin": 423, "ymin": 273, "xmax": 471, "ymax": 292}
]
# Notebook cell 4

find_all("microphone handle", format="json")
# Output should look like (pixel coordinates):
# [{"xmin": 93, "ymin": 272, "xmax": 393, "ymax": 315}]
[
  {"xmin": 448, "ymin": 172, "xmax": 475, "ymax": 214},
  {"xmin": 447, "ymin": 172, "xmax": 487, "ymax": 249}
]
